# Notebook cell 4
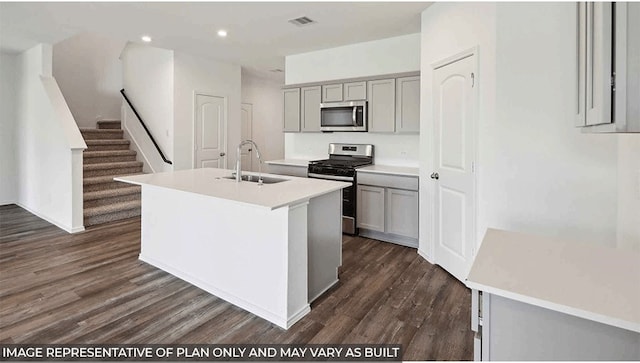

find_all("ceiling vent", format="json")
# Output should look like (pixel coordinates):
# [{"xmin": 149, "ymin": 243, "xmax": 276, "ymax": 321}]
[{"xmin": 288, "ymin": 16, "xmax": 316, "ymax": 27}]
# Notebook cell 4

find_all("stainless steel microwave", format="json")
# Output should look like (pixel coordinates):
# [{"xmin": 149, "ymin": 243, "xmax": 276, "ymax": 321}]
[{"xmin": 320, "ymin": 101, "xmax": 367, "ymax": 132}]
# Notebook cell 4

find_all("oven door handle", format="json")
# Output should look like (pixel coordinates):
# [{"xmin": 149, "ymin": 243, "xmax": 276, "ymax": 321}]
[{"xmin": 308, "ymin": 172, "xmax": 354, "ymax": 182}]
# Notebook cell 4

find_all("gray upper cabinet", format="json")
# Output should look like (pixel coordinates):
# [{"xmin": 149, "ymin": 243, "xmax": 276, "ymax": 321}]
[
  {"xmin": 395, "ymin": 76, "xmax": 420, "ymax": 133},
  {"xmin": 322, "ymin": 84, "xmax": 343, "ymax": 102},
  {"xmin": 301, "ymin": 86, "xmax": 321, "ymax": 132},
  {"xmin": 283, "ymin": 88, "xmax": 300, "ymax": 132},
  {"xmin": 576, "ymin": 2, "xmax": 640, "ymax": 132},
  {"xmin": 368, "ymin": 79, "xmax": 396, "ymax": 133},
  {"xmin": 343, "ymin": 81, "xmax": 367, "ymax": 101}
]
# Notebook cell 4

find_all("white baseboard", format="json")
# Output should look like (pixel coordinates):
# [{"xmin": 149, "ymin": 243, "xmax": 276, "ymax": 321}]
[
  {"xmin": 418, "ymin": 247, "xmax": 435, "ymax": 264},
  {"xmin": 15, "ymin": 202, "xmax": 84, "ymax": 234}
]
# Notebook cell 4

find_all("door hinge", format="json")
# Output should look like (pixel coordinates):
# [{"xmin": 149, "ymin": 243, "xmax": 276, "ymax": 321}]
[
  {"xmin": 471, "ymin": 72, "xmax": 475, "ymax": 87},
  {"xmin": 471, "ymin": 162, "xmax": 475, "ymax": 173},
  {"xmin": 611, "ymin": 72, "xmax": 616, "ymax": 91}
]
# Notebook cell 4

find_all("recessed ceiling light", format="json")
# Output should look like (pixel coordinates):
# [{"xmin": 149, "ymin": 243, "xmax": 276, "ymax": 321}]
[
  {"xmin": 141, "ymin": 35, "xmax": 152, "ymax": 42},
  {"xmin": 217, "ymin": 30, "xmax": 227, "ymax": 37}
]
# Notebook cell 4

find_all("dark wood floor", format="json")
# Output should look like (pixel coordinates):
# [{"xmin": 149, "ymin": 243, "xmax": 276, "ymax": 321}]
[{"xmin": 0, "ymin": 204, "xmax": 472, "ymax": 360}]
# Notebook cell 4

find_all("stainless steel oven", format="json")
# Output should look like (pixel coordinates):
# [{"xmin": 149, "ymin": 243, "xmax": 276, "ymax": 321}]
[
  {"xmin": 308, "ymin": 143, "xmax": 374, "ymax": 234},
  {"xmin": 320, "ymin": 101, "xmax": 367, "ymax": 132}
]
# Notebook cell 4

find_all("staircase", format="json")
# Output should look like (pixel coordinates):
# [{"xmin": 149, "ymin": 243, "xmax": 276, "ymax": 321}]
[{"xmin": 81, "ymin": 120, "xmax": 143, "ymax": 227}]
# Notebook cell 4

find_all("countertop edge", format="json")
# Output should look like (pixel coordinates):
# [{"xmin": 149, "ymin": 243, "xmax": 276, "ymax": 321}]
[
  {"xmin": 465, "ymin": 280, "xmax": 640, "ymax": 334},
  {"xmin": 357, "ymin": 166, "xmax": 420, "ymax": 177},
  {"xmin": 264, "ymin": 159, "xmax": 310, "ymax": 167}
]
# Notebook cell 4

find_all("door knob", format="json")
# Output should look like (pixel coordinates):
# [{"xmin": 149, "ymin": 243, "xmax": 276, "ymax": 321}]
[
  {"xmin": 430, "ymin": 172, "xmax": 439, "ymax": 180},
  {"xmin": 219, "ymin": 152, "xmax": 226, "ymax": 157}
]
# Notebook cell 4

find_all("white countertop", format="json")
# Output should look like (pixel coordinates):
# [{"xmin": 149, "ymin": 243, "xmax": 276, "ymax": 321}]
[
  {"xmin": 467, "ymin": 228, "xmax": 640, "ymax": 333},
  {"xmin": 115, "ymin": 168, "xmax": 349, "ymax": 210},
  {"xmin": 264, "ymin": 159, "xmax": 310, "ymax": 167},
  {"xmin": 357, "ymin": 165, "xmax": 419, "ymax": 177}
]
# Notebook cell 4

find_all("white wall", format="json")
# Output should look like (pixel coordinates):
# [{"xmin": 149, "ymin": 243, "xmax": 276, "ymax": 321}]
[
  {"xmin": 14, "ymin": 44, "xmax": 86, "ymax": 233},
  {"xmin": 285, "ymin": 133, "xmax": 419, "ymax": 167},
  {"xmin": 0, "ymin": 53, "xmax": 18, "ymax": 205},
  {"xmin": 285, "ymin": 33, "xmax": 421, "ymax": 85},
  {"xmin": 241, "ymin": 72, "xmax": 284, "ymax": 170},
  {"xmin": 121, "ymin": 43, "xmax": 174, "ymax": 172},
  {"xmin": 173, "ymin": 52, "xmax": 242, "ymax": 170},
  {"xmin": 53, "ymin": 32, "xmax": 125, "ymax": 128},
  {"xmin": 419, "ymin": 3, "xmax": 622, "ymax": 260},
  {"xmin": 617, "ymin": 135, "xmax": 640, "ymax": 251},
  {"xmin": 284, "ymin": 33, "xmax": 421, "ymax": 167}
]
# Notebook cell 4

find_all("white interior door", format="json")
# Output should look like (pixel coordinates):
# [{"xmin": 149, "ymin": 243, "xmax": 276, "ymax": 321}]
[
  {"xmin": 432, "ymin": 53, "xmax": 477, "ymax": 282},
  {"xmin": 241, "ymin": 103, "xmax": 253, "ymax": 171},
  {"xmin": 195, "ymin": 94, "xmax": 226, "ymax": 169}
]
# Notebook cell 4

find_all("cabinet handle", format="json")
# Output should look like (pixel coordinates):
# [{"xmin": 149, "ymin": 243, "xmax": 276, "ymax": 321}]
[
  {"xmin": 430, "ymin": 172, "xmax": 439, "ymax": 180},
  {"xmin": 219, "ymin": 152, "xmax": 226, "ymax": 157}
]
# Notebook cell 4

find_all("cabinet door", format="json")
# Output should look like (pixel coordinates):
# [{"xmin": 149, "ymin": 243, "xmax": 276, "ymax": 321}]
[
  {"xmin": 322, "ymin": 84, "xmax": 343, "ymax": 102},
  {"xmin": 368, "ymin": 79, "xmax": 396, "ymax": 132},
  {"xmin": 579, "ymin": 2, "xmax": 613, "ymax": 126},
  {"xmin": 386, "ymin": 188, "xmax": 418, "ymax": 238},
  {"xmin": 283, "ymin": 88, "xmax": 300, "ymax": 132},
  {"xmin": 344, "ymin": 81, "xmax": 367, "ymax": 101},
  {"xmin": 396, "ymin": 76, "xmax": 420, "ymax": 133},
  {"xmin": 301, "ymin": 86, "xmax": 321, "ymax": 132},
  {"xmin": 357, "ymin": 185, "xmax": 385, "ymax": 232}
]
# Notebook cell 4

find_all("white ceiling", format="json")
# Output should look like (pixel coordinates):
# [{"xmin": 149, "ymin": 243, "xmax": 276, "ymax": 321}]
[{"xmin": 0, "ymin": 2, "xmax": 430, "ymax": 81}]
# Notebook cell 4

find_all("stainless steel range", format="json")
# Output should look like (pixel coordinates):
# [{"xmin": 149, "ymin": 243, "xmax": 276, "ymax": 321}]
[{"xmin": 308, "ymin": 143, "xmax": 374, "ymax": 235}]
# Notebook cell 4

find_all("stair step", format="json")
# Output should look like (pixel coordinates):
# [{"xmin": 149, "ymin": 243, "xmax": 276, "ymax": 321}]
[
  {"xmin": 83, "ymin": 161, "xmax": 143, "ymax": 178},
  {"xmin": 85, "ymin": 139, "xmax": 130, "ymax": 151},
  {"xmin": 83, "ymin": 150, "xmax": 137, "ymax": 164},
  {"xmin": 84, "ymin": 186, "xmax": 141, "ymax": 209},
  {"xmin": 80, "ymin": 129, "xmax": 124, "ymax": 140},
  {"xmin": 84, "ymin": 200, "xmax": 141, "ymax": 227},
  {"xmin": 83, "ymin": 175, "xmax": 137, "ymax": 192},
  {"xmin": 84, "ymin": 185, "xmax": 141, "ymax": 201},
  {"xmin": 96, "ymin": 120, "xmax": 122, "ymax": 130}
]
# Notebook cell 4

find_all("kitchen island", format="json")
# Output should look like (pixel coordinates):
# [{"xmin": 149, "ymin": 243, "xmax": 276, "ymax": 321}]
[{"xmin": 116, "ymin": 168, "xmax": 349, "ymax": 329}]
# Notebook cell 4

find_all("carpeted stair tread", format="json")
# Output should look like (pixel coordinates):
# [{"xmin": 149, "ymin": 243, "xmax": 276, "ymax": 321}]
[
  {"xmin": 80, "ymin": 129, "xmax": 124, "ymax": 140},
  {"xmin": 85, "ymin": 139, "xmax": 130, "ymax": 146},
  {"xmin": 84, "ymin": 208, "xmax": 140, "ymax": 227},
  {"xmin": 83, "ymin": 186, "xmax": 141, "ymax": 201},
  {"xmin": 83, "ymin": 174, "xmax": 140, "ymax": 186},
  {"xmin": 84, "ymin": 150, "xmax": 136, "ymax": 158},
  {"xmin": 84, "ymin": 200, "xmax": 141, "ymax": 218},
  {"xmin": 83, "ymin": 161, "xmax": 143, "ymax": 171},
  {"xmin": 83, "ymin": 150, "xmax": 137, "ymax": 164},
  {"xmin": 96, "ymin": 120, "xmax": 122, "ymax": 129}
]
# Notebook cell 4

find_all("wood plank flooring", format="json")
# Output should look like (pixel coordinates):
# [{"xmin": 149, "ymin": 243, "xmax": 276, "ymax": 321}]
[{"xmin": 0, "ymin": 204, "xmax": 472, "ymax": 360}]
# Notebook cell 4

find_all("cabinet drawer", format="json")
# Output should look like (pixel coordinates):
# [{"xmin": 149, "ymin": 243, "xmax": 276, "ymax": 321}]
[{"xmin": 357, "ymin": 172, "xmax": 418, "ymax": 191}]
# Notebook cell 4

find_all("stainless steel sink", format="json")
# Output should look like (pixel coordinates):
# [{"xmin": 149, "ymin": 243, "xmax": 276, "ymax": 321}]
[{"xmin": 223, "ymin": 175, "xmax": 288, "ymax": 184}]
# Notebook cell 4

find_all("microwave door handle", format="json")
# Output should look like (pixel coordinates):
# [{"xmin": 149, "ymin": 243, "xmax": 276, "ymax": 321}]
[{"xmin": 352, "ymin": 107, "xmax": 357, "ymax": 126}]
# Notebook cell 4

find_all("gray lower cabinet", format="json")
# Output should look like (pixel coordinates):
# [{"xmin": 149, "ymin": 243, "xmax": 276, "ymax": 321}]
[
  {"xmin": 357, "ymin": 185, "xmax": 385, "ymax": 232},
  {"xmin": 395, "ymin": 76, "xmax": 420, "ymax": 133},
  {"xmin": 367, "ymin": 79, "xmax": 396, "ymax": 133},
  {"xmin": 357, "ymin": 172, "xmax": 419, "ymax": 247},
  {"xmin": 301, "ymin": 86, "xmax": 321, "ymax": 132},
  {"xmin": 472, "ymin": 291, "xmax": 640, "ymax": 361},
  {"xmin": 385, "ymin": 188, "xmax": 419, "ymax": 239},
  {"xmin": 283, "ymin": 88, "xmax": 300, "ymax": 132}
]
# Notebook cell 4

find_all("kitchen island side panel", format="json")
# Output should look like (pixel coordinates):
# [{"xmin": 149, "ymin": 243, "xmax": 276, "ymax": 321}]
[{"xmin": 139, "ymin": 184, "xmax": 307, "ymax": 329}]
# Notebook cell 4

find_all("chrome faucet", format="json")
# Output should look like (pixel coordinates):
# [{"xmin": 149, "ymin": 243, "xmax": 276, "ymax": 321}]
[{"xmin": 235, "ymin": 140, "xmax": 262, "ymax": 182}]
